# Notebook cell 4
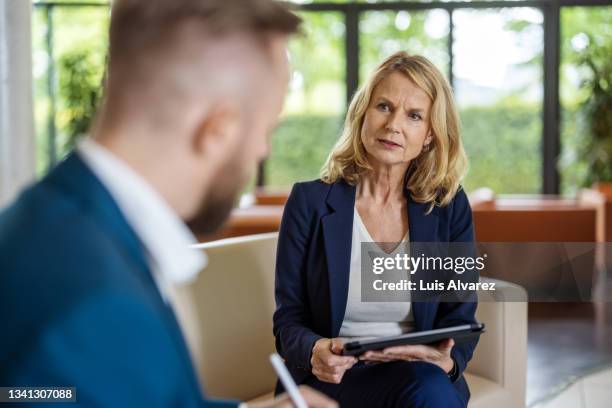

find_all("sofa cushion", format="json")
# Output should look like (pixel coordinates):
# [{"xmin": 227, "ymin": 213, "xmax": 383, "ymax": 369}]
[
  {"xmin": 247, "ymin": 391, "xmax": 274, "ymax": 404},
  {"xmin": 466, "ymin": 373, "xmax": 515, "ymax": 408}
]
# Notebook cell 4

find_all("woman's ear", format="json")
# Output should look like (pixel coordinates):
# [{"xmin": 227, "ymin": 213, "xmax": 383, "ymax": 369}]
[{"xmin": 192, "ymin": 102, "xmax": 241, "ymax": 162}]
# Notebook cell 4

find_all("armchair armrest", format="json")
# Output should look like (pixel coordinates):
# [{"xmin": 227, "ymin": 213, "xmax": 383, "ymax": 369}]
[{"xmin": 467, "ymin": 278, "xmax": 527, "ymax": 406}]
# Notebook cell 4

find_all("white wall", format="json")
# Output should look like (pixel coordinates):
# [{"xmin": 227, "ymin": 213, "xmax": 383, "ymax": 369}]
[{"xmin": 0, "ymin": 0, "xmax": 35, "ymax": 208}]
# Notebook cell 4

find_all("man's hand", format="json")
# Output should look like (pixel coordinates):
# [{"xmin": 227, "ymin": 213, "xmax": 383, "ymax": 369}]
[
  {"xmin": 359, "ymin": 338, "xmax": 455, "ymax": 373},
  {"xmin": 310, "ymin": 338, "xmax": 358, "ymax": 384},
  {"xmin": 247, "ymin": 385, "xmax": 338, "ymax": 408}
]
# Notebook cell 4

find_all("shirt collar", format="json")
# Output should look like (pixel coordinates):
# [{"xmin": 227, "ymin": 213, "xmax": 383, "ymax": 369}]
[{"xmin": 76, "ymin": 138, "xmax": 206, "ymax": 293}]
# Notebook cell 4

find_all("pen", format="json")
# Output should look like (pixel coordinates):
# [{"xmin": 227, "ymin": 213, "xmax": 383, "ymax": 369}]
[{"xmin": 269, "ymin": 353, "xmax": 308, "ymax": 408}]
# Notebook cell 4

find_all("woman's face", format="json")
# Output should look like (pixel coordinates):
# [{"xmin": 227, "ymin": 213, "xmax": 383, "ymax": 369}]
[{"xmin": 360, "ymin": 71, "xmax": 433, "ymax": 169}]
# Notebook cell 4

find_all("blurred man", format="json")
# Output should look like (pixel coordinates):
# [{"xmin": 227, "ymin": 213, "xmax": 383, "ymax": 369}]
[{"xmin": 0, "ymin": 1, "xmax": 335, "ymax": 407}]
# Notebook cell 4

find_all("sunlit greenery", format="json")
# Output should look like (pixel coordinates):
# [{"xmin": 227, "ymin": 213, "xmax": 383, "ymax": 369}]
[
  {"xmin": 360, "ymin": 10, "xmax": 449, "ymax": 82},
  {"xmin": 269, "ymin": 6, "xmax": 545, "ymax": 193},
  {"xmin": 461, "ymin": 103, "xmax": 541, "ymax": 193},
  {"xmin": 558, "ymin": 7, "xmax": 612, "ymax": 193},
  {"xmin": 32, "ymin": 3, "xmax": 108, "ymax": 174},
  {"xmin": 31, "ymin": 1, "xmax": 612, "ymax": 195},
  {"xmin": 267, "ymin": 11, "xmax": 345, "ymax": 186}
]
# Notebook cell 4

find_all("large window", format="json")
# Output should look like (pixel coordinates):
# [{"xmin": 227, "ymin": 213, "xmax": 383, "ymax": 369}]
[
  {"xmin": 32, "ymin": 2, "xmax": 108, "ymax": 174},
  {"xmin": 558, "ymin": 6, "xmax": 612, "ymax": 194},
  {"xmin": 453, "ymin": 7, "xmax": 543, "ymax": 193},
  {"xmin": 31, "ymin": 1, "xmax": 612, "ymax": 195},
  {"xmin": 360, "ymin": 10, "xmax": 450, "ymax": 83},
  {"xmin": 266, "ymin": 12, "xmax": 346, "ymax": 186}
]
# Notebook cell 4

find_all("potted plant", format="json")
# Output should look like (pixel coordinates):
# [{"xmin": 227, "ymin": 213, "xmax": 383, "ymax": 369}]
[{"xmin": 575, "ymin": 35, "xmax": 612, "ymax": 195}]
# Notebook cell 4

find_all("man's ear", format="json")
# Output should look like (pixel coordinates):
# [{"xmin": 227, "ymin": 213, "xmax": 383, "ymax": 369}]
[{"xmin": 192, "ymin": 102, "xmax": 241, "ymax": 161}]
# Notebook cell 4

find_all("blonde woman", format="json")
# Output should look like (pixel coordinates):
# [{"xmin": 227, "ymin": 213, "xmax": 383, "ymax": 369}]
[{"xmin": 273, "ymin": 51, "xmax": 477, "ymax": 407}]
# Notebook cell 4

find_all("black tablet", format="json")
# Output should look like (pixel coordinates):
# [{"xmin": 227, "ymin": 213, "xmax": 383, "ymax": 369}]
[{"xmin": 342, "ymin": 323, "xmax": 485, "ymax": 356}]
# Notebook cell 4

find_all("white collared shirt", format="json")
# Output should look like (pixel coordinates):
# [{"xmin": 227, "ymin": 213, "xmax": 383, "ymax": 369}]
[{"xmin": 77, "ymin": 138, "xmax": 206, "ymax": 306}]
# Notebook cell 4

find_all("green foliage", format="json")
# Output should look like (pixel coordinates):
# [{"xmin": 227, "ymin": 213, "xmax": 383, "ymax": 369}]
[
  {"xmin": 267, "ymin": 105, "xmax": 541, "ymax": 193},
  {"xmin": 292, "ymin": 11, "xmax": 345, "ymax": 98},
  {"xmin": 360, "ymin": 10, "xmax": 448, "ymax": 83},
  {"xmin": 31, "ymin": 3, "xmax": 109, "ymax": 175},
  {"xmin": 461, "ymin": 104, "xmax": 541, "ymax": 193},
  {"xmin": 575, "ymin": 38, "xmax": 612, "ymax": 185},
  {"xmin": 558, "ymin": 7, "xmax": 612, "ymax": 192},
  {"xmin": 57, "ymin": 49, "xmax": 104, "ymax": 151},
  {"xmin": 32, "ymin": 2, "xmax": 611, "ymax": 195},
  {"xmin": 267, "ymin": 115, "xmax": 344, "ymax": 186}
]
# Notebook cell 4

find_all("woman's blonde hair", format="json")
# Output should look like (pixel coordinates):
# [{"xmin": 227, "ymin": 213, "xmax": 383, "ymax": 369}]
[{"xmin": 320, "ymin": 51, "xmax": 467, "ymax": 210}]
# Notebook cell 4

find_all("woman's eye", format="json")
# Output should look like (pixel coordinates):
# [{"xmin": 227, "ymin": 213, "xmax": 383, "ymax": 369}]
[
  {"xmin": 410, "ymin": 113, "xmax": 422, "ymax": 121},
  {"xmin": 377, "ymin": 103, "xmax": 390, "ymax": 112}
]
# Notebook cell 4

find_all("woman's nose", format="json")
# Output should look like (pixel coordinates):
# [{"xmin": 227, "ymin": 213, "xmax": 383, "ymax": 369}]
[{"xmin": 384, "ymin": 111, "xmax": 402, "ymax": 135}]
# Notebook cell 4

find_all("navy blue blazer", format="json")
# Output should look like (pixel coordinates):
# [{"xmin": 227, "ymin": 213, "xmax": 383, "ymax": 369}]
[
  {"xmin": 273, "ymin": 179, "xmax": 479, "ymax": 401},
  {"xmin": 0, "ymin": 153, "xmax": 237, "ymax": 407}
]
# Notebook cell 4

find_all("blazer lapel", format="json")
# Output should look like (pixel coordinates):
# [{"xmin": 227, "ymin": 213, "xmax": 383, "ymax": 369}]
[
  {"xmin": 407, "ymin": 196, "xmax": 440, "ymax": 330},
  {"xmin": 321, "ymin": 181, "xmax": 356, "ymax": 337}
]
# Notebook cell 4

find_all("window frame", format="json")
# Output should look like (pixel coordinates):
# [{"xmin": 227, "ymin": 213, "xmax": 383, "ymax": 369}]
[{"xmin": 33, "ymin": 0, "xmax": 612, "ymax": 193}]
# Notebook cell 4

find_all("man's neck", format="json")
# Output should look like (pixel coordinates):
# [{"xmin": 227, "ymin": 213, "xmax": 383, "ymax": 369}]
[{"xmin": 92, "ymin": 133, "xmax": 203, "ymax": 221}]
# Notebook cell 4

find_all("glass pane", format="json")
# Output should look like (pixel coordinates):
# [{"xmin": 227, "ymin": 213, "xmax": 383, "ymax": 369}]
[
  {"xmin": 31, "ymin": 7, "xmax": 52, "ymax": 176},
  {"xmin": 266, "ymin": 12, "xmax": 346, "ymax": 187},
  {"xmin": 31, "ymin": 4, "xmax": 110, "ymax": 176},
  {"xmin": 559, "ymin": 6, "xmax": 612, "ymax": 194},
  {"xmin": 291, "ymin": 0, "xmax": 524, "ymax": 3},
  {"xmin": 53, "ymin": 6, "xmax": 109, "ymax": 159},
  {"xmin": 453, "ymin": 8, "xmax": 543, "ymax": 194},
  {"xmin": 360, "ymin": 9, "xmax": 450, "ymax": 84}
]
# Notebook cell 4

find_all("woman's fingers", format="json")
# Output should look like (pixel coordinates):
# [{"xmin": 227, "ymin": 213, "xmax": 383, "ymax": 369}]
[
  {"xmin": 438, "ymin": 338, "xmax": 455, "ymax": 353},
  {"xmin": 313, "ymin": 352, "xmax": 356, "ymax": 368},
  {"xmin": 382, "ymin": 344, "xmax": 444, "ymax": 360},
  {"xmin": 312, "ymin": 367, "xmax": 345, "ymax": 384},
  {"xmin": 317, "ymin": 359, "xmax": 356, "ymax": 373},
  {"xmin": 313, "ymin": 358, "xmax": 355, "ymax": 375},
  {"xmin": 359, "ymin": 351, "xmax": 396, "ymax": 362},
  {"xmin": 330, "ymin": 338, "xmax": 346, "ymax": 354},
  {"xmin": 383, "ymin": 344, "xmax": 425, "ymax": 355},
  {"xmin": 326, "ymin": 354, "xmax": 356, "ymax": 367},
  {"xmin": 358, "ymin": 343, "xmax": 448, "ymax": 363},
  {"xmin": 361, "ymin": 356, "xmax": 395, "ymax": 362},
  {"xmin": 313, "ymin": 362, "xmax": 348, "ymax": 375},
  {"xmin": 311, "ymin": 338, "xmax": 359, "ymax": 384}
]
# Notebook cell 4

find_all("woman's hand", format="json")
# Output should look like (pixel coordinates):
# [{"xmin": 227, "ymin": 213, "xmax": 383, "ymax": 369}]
[
  {"xmin": 359, "ymin": 338, "xmax": 455, "ymax": 373},
  {"xmin": 310, "ymin": 338, "xmax": 358, "ymax": 384}
]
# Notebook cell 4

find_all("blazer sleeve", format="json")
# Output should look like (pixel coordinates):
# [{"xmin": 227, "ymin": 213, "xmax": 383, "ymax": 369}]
[
  {"xmin": 273, "ymin": 183, "xmax": 323, "ymax": 370},
  {"xmin": 434, "ymin": 187, "xmax": 479, "ymax": 382},
  {"xmin": 7, "ymin": 290, "xmax": 239, "ymax": 408}
]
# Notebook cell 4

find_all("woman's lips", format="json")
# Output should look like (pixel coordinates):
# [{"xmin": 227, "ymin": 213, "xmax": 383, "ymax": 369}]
[{"xmin": 377, "ymin": 138, "xmax": 403, "ymax": 149}]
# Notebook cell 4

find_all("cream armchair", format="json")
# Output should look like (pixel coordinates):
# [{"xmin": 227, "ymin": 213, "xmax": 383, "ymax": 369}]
[{"xmin": 174, "ymin": 233, "xmax": 528, "ymax": 408}]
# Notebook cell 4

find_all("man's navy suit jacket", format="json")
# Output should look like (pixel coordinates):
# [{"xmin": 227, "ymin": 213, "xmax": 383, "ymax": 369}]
[
  {"xmin": 273, "ymin": 179, "xmax": 479, "ymax": 401},
  {"xmin": 0, "ymin": 154, "xmax": 237, "ymax": 407}
]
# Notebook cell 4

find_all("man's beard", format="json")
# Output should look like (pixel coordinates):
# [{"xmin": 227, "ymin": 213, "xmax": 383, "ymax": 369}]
[
  {"xmin": 186, "ymin": 161, "xmax": 248, "ymax": 236},
  {"xmin": 187, "ymin": 187, "xmax": 238, "ymax": 235}
]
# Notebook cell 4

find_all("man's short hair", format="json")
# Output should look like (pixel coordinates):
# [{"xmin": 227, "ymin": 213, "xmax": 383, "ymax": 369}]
[
  {"xmin": 109, "ymin": 0, "xmax": 300, "ymax": 63},
  {"xmin": 101, "ymin": 0, "xmax": 300, "ymax": 131}
]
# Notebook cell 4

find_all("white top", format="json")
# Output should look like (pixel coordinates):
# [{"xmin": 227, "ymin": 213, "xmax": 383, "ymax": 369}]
[
  {"xmin": 338, "ymin": 208, "xmax": 413, "ymax": 340},
  {"xmin": 77, "ymin": 138, "xmax": 206, "ymax": 306}
]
